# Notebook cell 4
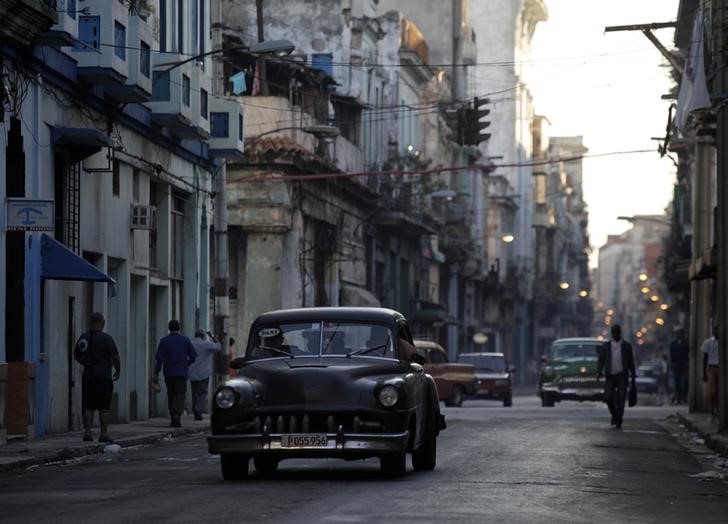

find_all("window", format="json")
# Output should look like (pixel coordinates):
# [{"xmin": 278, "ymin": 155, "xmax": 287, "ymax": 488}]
[
  {"xmin": 199, "ymin": 0, "xmax": 206, "ymax": 65},
  {"xmin": 75, "ymin": 16, "xmax": 100, "ymax": 52},
  {"xmin": 114, "ymin": 21, "xmax": 126, "ymax": 60},
  {"xmin": 132, "ymin": 168, "xmax": 140, "ymax": 202},
  {"xmin": 140, "ymin": 41, "xmax": 151, "ymax": 78},
  {"xmin": 159, "ymin": 0, "xmax": 167, "ymax": 52},
  {"xmin": 177, "ymin": 0, "xmax": 184, "ymax": 53},
  {"xmin": 238, "ymin": 113, "xmax": 243, "ymax": 141},
  {"xmin": 182, "ymin": 75, "xmax": 190, "ymax": 106},
  {"xmin": 112, "ymin": 160, "xmax": 120, "ymax": 197},
  {"xmin": 171, "ymin": 194, "xmax": 185, "ymax": 279},
  {"xmin": 200, "ymin": 89, "xmax": 208, "ymax": 120},
  {"xmin": 152, "ymin": 71, "xmax": 171, "ymax": 101},
  {"xmin": 68, "ymin": 0, "xmax": 76, "ymax": 19},
  {"xmin": 210, "ymin": 112, "xmax": 229, "ymax": 138}
]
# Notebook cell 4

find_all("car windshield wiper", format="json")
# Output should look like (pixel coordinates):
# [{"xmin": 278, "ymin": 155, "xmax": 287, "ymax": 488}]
[
  {"xmin": 346, "ymin": 342, "xmax": 388, "ymax": 357},
  {"xmin": 258, "ymin": 345, "xmax": 295, "ymax": 358}
]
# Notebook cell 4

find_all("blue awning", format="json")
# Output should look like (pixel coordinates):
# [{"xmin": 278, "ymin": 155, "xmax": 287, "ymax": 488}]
[
  {"xmin": 51, "ymin": 127, "xmax": 112, "ymax": 164},
  {"xmin": 41, "ymin": 234, "xmax": 115, "ymax": 285}
]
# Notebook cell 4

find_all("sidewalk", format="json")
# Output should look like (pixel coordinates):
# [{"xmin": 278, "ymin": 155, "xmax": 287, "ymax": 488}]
[
  {"xmin": 676, "ymin": 410, "xmax": 728, "ymax": 457},
  {"xmin": 0, "ymin": 415, "xmax": 208, "ymax": 474}
]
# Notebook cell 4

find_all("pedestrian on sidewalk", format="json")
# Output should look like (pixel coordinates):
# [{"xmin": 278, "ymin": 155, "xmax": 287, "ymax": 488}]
[
  {"xmin": 154, "ymin": 320, "xmax": 197, "ymax": 428},
  {"xmin": 189, "ymin": 329, "xmax": 221, "ymax": 420},
  {"xmin": 73, "ymin": 312, "xmax": 121, "ymax": 443},
  {"xmin": 670, "ymin": 328, "xmax": 690, "ymax": 404},
  {"xmin": 596, "ymin": 324, "xmax": 636, "ymax": 429},
  {"xmin": 701, "ymin": 326, "xmax": 719, "ymax": 418}
]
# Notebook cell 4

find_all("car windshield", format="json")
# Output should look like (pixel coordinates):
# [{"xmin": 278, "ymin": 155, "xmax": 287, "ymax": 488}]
[
  {"xmin": 550, "ymin": 344, "xmax": 600, "ymax": 360},
  {"xmin": 247, "ymin": 321, "xmax": 395, "ymax": 360},
  {"xmin": 457, "ymin": 355, "xmax": 506, "ymax": 372}
]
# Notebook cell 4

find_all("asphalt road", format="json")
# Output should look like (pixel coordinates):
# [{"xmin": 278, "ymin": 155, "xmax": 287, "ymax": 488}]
[{"xmin": 1, "ymin": 395, "xmax": 726, "ymax": 524}]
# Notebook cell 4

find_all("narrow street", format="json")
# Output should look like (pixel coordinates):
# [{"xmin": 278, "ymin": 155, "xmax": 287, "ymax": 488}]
[{"xmin": 1, "ymin": 396, "xmax": 725, "ymax": 523}]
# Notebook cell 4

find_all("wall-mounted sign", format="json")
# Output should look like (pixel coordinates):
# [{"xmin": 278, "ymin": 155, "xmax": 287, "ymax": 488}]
[{"xmin": 5, "ymin": 198, "xmax": 54, "ymax": 232}]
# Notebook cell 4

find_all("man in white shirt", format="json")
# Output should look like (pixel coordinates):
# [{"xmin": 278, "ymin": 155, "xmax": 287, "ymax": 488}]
[
  {"xmin": 189, "ymin": 329, "xmax": 221, "ymax": 420},
  {"xmin": 701, "ymin": 326, "xmax": 719, "ymax": 418},
  {"xmin": 597, "ymin": 324, "xmax": 636, "ymax": 429}
]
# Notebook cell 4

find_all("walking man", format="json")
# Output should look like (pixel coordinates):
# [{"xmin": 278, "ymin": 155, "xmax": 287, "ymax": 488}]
[
  {"xmin": 596, "ymin": 324, "xmax": 636, "ymax": 429},
  {"xmin": 189, "ymin": 329, "xmax": 221, "ymax": 420},
  {"xmin": 154, "ymin": 320, "xmax": 197, "ymax": 427},
  {"xmin": 74, "ymin": 312, "xmax": 121, "ymax": 442},
  {"xmin": 670, "ymin": 328, "xmax": 690, "ymax": 404},
  {"xmin": 701, "ymin": 326, "xmax": 719, "ymax": 418}
]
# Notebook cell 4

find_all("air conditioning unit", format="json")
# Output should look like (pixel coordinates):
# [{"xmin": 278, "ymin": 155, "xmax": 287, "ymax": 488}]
[
  {"xmin": 130, "ymin": 205, "xmax": 156, "ymax": 230},
  {"xmin": 68, "ymin": 0, "xmax": 130, "ymax": 85},
  {"xmin": 208, "ymin": 96, "xmax": 245, "ymax": 158}
]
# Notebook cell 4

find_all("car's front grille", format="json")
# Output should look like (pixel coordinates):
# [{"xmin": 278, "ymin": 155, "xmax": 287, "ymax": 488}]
[
  {"xmin": 560, "ymin": 375, "xmax": 600, "ymax": 388},
  {"xmin": 228, "ymin": 413, "xmax": 386, "ymax": 434}
]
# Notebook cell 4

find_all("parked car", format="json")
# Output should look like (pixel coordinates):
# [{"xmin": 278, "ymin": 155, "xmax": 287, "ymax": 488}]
[
  {"xmin": 539, "ymin": 337, "xmax": 603, "ymax": 407},
  {"xmin": 456, "ymin": 352, "xmax": 514, "ymax": 407},
  {"xmin": 207, "ymin": 307, "xmax": 445, "ymax": 480},
  {"xmin": 413, "ymin": 340, "xmax": 477, "ymax": 407}
]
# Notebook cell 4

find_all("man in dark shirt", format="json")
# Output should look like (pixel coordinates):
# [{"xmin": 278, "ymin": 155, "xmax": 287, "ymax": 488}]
[
  {"xmin": 669, "ymin": 328, "xmax": 690, "ymax": 404},
  {"xmin": 154, "ymin": 320, "xmax": 197, "ymax": 428},
  {"xmin": 74, "ymin": 312, "xmax": 121, "ymax": 442}
]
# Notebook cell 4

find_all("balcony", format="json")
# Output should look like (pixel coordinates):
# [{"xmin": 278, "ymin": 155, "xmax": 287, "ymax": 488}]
[
  {"xmin": 106, "ymin": 15, "xmax": 153, "ymax": 103},
  {"xmin": 68, "ymin": 0, "xmax": 129, "ymax": 85},
  {"xmin": 0, "ymin": 0, "xmax": 57, "ymax": 46},
  {"xmin": 36, "ymin": 0, "xmax": 76, "ymax": 46},
  {"xmin": 208, "ymin": 96, "xmax": 245, "ymax": 158},
  {"xmin": 145, "ymin": 54, "xmax": 195, "ymax": 130}
]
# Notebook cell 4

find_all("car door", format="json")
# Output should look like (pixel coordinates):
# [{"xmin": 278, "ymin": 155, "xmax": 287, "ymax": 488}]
[{"xmin": 398, "ymin": 321, "xmax": 426, "ymax": 445}]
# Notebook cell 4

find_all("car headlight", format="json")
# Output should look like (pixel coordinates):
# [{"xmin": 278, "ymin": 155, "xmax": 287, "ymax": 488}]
[
  {"xmin": 215, "ymin": 387, "xmax": 236, "ymax": 409},
  {"xmin": 378, "ymin": 385, "xmax": 399, "ymax": 407}
]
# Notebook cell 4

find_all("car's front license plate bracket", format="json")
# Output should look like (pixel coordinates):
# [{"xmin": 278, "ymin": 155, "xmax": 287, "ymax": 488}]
[{"xmin": 280, "ymin": 433, "xmax": 328, "ymax": 448}]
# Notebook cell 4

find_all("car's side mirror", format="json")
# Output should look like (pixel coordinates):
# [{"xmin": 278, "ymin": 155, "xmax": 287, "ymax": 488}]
[
  {"xmin": 410, "ymin": 353, "xmax": 426, "ymax": 365},
  {"xmin": 230, "ymin": 356, "xmax": 246, "ymax": 369}
]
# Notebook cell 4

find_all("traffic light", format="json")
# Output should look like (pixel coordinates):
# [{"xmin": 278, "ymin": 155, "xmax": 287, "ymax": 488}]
[
  {"xmin": 443, "ymin": 105, "xmax": 468, "ymax": 145},
  {"xmin": 462, "ymin": 97, "xmax": 491, "ymax": 146}
]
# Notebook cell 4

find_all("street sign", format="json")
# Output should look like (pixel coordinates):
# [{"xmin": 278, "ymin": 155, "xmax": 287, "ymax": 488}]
[{"xmin": 5, "ymin": 198, "xmax": 54, "ymax": 232}]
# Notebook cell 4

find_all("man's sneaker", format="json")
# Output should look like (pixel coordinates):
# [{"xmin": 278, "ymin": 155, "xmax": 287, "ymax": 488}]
[
  {"xmin": 170, "ymin": 416, "xmax": 182, "ymax": 428},
  {"xmin": 99, "ymin": 434, "xmax": 114, "ymax": 443},
  {"xmin": 615, "ymin": 421, "xmax": 622, "ymax": 430},
  {"xmin": 83, "ymin": 433, "xmax": 93, "ymax": 442},
  {"xmin": 610, "ymin": 415, "xmax": 617, "ymax": 426}
]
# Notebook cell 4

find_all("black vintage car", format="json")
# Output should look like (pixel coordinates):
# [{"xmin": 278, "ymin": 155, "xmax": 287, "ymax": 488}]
[{"xmin": 207, "ymin": 307, "xmax": 445, "ymax": 480}]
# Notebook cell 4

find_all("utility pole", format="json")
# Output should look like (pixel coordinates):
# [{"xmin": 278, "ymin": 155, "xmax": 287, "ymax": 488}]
[
  {"xmin": 256, "ymin": 0, "xmax": 268, "ymax": 96},
  {"xmin": 715, "ymin": 0, "xmax": 728, "ymax": 430},
  {"xmin": 211, "ymin": 1, "xmax": 229, "ymax": 389}
]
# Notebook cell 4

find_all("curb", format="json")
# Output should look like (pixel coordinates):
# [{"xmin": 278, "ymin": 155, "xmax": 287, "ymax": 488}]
[
  {"xmin": 0, "ymin": 427, "xmax": 205, "ymax": 474},
  {"xmin": 676, "ymin": 412, "xmax": 728, "ymax": 458}
]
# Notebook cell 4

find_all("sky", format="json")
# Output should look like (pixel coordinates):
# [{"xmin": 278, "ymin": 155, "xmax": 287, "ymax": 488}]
[{"xmin": 527, "ymin": 0, "xmax": 680, "ymax": 266}]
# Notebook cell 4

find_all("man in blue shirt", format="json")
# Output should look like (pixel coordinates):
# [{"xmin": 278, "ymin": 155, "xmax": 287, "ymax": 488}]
[{"xmin": 154, "ymin": 320, "xmax": 197, "ymax": 427}]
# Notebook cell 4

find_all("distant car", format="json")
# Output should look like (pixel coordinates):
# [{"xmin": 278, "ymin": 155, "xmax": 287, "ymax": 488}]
[
  {"xmin": 413, "ymin": 340, "xmax": 477, "ymax": 407},
  {"xmin": 635, "ymin": 362, "xmax": 660, "ymax": 395},
  {"xmin": 539, "ymin": 337, "xmax": 603, "ymax": 407},
  {"xmin": 456, "ymin": 352, "xmax": 514, "ymax": 407},
  {"xmin": 207, "ymin": 307, "xmax": 445, "ymax": 480}
]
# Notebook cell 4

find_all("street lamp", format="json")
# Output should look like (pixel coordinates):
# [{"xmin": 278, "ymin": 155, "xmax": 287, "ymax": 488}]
[
  {"xmin": 579, "ymin": 290, "xmax": 589, "ymax": 297},
  {"xmin": 501, "ymin": 234, "xmax": 515, "ymax": 243},
  {"xmin": 638, "ymin": 273, "xmax": 648, "ymax": 282},
  {"xmin": 559, "ymin": 282, "xmax": 570, "ymax": 290}
]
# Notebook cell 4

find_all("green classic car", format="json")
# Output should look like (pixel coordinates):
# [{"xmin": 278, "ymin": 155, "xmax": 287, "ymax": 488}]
[{"xmin": 539, "ymin": 338, "xmax": 603, "ymax": 407}]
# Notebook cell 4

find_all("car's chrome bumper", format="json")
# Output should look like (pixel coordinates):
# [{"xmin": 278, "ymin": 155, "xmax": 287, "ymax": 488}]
[
  {"xmin": 541, "ymin": 385, "xmax": 604, "ymax": 398},
  {"xmin": 208, "ymin": 430, "xmax": 410, "ymax": 455}
]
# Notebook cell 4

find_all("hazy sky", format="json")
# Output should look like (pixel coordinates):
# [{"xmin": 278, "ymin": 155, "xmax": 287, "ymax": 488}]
[{"xmin": 527, "ymin": 0, "xmax": 679, "ymax": 265}]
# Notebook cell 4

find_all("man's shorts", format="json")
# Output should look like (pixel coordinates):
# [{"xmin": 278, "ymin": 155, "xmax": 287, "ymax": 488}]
[{"xmin": 82, "ymin": 375, "xmax": 113, "ymax": 411}]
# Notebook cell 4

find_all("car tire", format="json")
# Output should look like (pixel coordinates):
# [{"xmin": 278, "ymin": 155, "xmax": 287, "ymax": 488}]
[
  {"xmin": 541, "ymin": 394, "xmax": 554, "ymax": 407},
  {"xmin": 253, "ymin": 455, "xmax": 279, "ymax": 473},
  {"xmin": 412, "ymin": 409, "xmax": 437, "ymax": 471},
  {"xmin": 444, "ymin": 385, "xmax": 464, "ymax": 407},
  {"xmin": 380, "ymin": 451, "xmax": 407, "ymax": 478},
  {"xmin": 221, "ymin": 454, "xmax": 249, "ymax": 481},
  {"xmin": 503, "ymin": 394, "xmax": 512, "ymax": 407}
]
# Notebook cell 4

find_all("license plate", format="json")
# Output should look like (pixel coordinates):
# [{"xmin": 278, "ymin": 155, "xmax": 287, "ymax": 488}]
[{"xmin": 280, "ymin": 434, "xmax": 328, "ymax": 448}]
